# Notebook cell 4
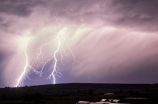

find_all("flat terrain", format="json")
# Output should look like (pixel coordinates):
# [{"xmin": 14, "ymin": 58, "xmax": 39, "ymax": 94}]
[{"xmin": 0, "ymin": 83, "xmax": 158, "ymax": 104}]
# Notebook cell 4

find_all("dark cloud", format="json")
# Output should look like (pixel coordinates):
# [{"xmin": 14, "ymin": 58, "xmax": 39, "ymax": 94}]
[
  {"xmin": 0, "ymin": 0, "xmax": 48, "ymax": 17},
  {"xmin": 0, "ymin": 1, "xmax": 30, "ymax": 16},
  {"xmin": 1, "ymin": 0, "xmax": 158, "ymax": 32},
  {"xmin": 108, "ymin": 0, "xmax": 158, "ymax": 31}
]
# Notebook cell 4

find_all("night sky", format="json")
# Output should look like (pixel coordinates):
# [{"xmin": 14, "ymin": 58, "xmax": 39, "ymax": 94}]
[{"xmin": 1, "ymin": 0, "xmax": 158, "ymax": 88}]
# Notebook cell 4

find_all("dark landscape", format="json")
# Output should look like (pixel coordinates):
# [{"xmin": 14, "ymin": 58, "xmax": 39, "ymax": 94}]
[{"xmin": 1, "ymin": 83, "xmax": 158, "ymax": 104}]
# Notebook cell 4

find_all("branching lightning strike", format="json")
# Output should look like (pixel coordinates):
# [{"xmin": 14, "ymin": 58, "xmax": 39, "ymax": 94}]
[
  {"xmin": 15, "ymin": 12, "xmax": 82, "ymax": 87},
  {"xmin": 15, "ymin": 27, "xmax": 78, "ymax": 87}
]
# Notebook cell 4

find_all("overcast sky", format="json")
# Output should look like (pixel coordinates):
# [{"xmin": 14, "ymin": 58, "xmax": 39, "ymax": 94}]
[{"xmin": 1, "ymin": 0, "xmax": 158, "ymax": 87}]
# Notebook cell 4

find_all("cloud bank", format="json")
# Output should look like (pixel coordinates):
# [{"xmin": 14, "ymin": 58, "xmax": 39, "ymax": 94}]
[{"xmin": 0, "ymin": 0, "xmax": 158, "ymax": 87}]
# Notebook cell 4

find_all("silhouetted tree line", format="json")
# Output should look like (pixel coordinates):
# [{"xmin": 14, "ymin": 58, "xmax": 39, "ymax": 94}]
[{"xmin": 1, "ymin": 83, "xmax": 158, "ymax": 102}]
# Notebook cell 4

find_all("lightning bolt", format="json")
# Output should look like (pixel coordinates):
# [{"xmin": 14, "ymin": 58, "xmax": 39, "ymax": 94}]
[
  {"xmin": 38, "ymin": 28, "xmax": 68, "ymax": 84},
  {"xmin": 16, "ymin": 37, "xmax": 30, "ymax": 87},
  {"xmin": 15, "ymin": 27, "xmax": 78, "ymax": 87},
  {"xmin": 15, "ymin": 14, "xmax": 80, "ymax": 87},
  {"xmin": 50, "ymin": 28, "xmax": 66, "ymax": 84}
]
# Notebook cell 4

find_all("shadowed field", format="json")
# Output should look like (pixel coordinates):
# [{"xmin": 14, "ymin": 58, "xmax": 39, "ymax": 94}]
[{"xmin": 1, "ymin": 83, "xmax": 158, "ymax": 104}]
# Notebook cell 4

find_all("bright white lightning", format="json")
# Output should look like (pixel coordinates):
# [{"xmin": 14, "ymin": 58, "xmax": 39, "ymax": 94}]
[
  {"xmin": 16, "ymin": 37, "xmax": 30, "ymax": 87},
  {"xmin": 35, "ymin": 27, "xmax": 78, "ymax": 85},
  {"xmin": 38, "ymin": 28, "xmax": 67, "ymax": 84},
  {"xmin": 51, "ymin": 28, "xmax": 66, "ymax": 84},
  {"xmin": 15, "ymin": 27, "xmax": 79, "ymax": 87}
]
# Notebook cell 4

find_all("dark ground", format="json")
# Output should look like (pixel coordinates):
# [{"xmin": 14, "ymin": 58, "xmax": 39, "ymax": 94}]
[{"xmin": 0, "ymin": 83, "xmax": 158, "ymax": 104}]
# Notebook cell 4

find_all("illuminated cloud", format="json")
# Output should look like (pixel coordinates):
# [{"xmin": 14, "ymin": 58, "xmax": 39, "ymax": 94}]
[{"xmin": 0, "ymin": 0, "xmax": 158, "ymax": 87}]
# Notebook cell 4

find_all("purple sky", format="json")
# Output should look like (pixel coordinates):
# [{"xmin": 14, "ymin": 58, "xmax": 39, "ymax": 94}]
[{"xmin": 1, "ymin": 0, "xmax": 158, "ymax": 87}]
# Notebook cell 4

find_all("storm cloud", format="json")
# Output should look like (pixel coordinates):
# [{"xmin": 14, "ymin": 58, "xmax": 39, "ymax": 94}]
[{"xmin": 1, "ymin": 0, "xmax": 158, "ymax": 87}]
